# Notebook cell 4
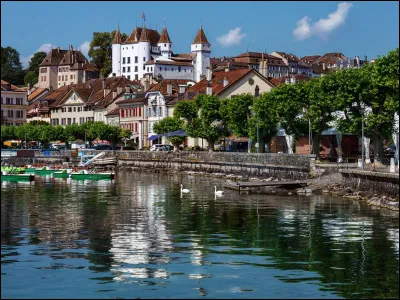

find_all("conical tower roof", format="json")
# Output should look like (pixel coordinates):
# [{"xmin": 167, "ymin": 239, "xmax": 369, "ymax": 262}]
[
  {"xmin": 193, "ymin": 26, "xmax": 209, "ymax": 44},
  {"xmin": 139, "ymin": 26, "xmax": 149, "ymax": 42},
  {"xmin": 113, "ymin": 28, "xmax": 122, "ymax": 44},
  {"xmin": 159, "ymin": 25, "xmax": 171, "ymax": 43}
]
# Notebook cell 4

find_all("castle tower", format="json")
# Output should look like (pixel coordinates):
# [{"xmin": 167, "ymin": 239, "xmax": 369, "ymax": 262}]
[
  {"xmin": 138, "ymin": 25, "xmax": 151, "ymax": 80},
  {"xmin": 191, "ymin": 26, "xmax": 211, "ymax": 82},
  {"xmin": 111, "ymin": 26, "xmax": 122, "ymax": 77},
  {"xmin": 158, "ymin": 25, "xmax": 172, "ymax": 59}
]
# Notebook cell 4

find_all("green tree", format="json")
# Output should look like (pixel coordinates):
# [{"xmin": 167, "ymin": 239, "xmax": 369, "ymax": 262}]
[
  {"xmin": 251, "ymin": 92, "xmax": 280, "ymax": 153},
  {"xmin": 221, "ymin": 93, "xmax": 254, "ymax": 137},
  {"xmin": 88, "ymin": 31, "xmax": 127, "ymax": 77},
  {"xmin": 24, "ymin": 51, "xmax": 47, "ymax": 86},
  {"xmin": 1, "ymin": 126, "xmax": 16, "ymax": 144},
  {"xmin": 1, "ymin": 46, "xmax": 25, "ymax": 85},
  {"xmin": 174, "ymin": 95, "xmax": 230, "ymax": 151},
  {"xmin": 153, "ymin": 116, "xmax": 185, "ymax": 150}
]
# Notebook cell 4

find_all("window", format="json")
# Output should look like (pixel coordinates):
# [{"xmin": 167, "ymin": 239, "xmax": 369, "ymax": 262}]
[
  {"xmin": 135, "ymin": 56, "xmax": 138, "ymax": 63},
  {"xmin": 164, "ymin": 44, "xmax": 166, "ymax": 47},
  {"xmin": 6, "ymin": 98, "xmax": 12, "ymax": 104},
  {"xmin": 70, "ymin": 75, "xmax": 73, "ymax": 79},
  {"xmin": 68, "ymin": 107, "xmax": 72, "ymax": 112},
  {"xmin": 127, "ymin": 66, "xmax": 131, "ymax": 72},
  {"xmin": 122, "ymin": 57, "xmax": 126, "ymax": 64},
  {"xmin": 40, "ymin": 68, "xmax": 46, "ymax": 73},
  {"xmin": 80, "ymin": 117, "xmax": 84, "ymax": 124},
  {"xmin": 134, "ymin": 66, "xmax": 138, "ymax": 72},
  {"xmin": 123, "ymin": 67, "xmax": 126, "ymax": 73},
  {"xmin": 143, "ymin": 65, "xmax": 145, "ymax": 70},
  {"xmin": 73, "ymin": 107, "xmax": 76, "ymax": 112},
  {"xmin": 143, "ymin": 57, "xmax": 146, "ymax": 62},
  {"xmin": 61, "ymin": 118, "xmax": 66, "ymax": 125},
  {"xmin": 160, "ymin": 67, "xmax": 163, "ymax": 71},
  {"xmin": 135, "ymin": 74, "xmax": 138, "ymax": 80},
  {"xmin": 127, "ymin": 75, "xmax": 131, "ymax": 79},
  {"xmin": 59, "ymin": 76, "xmax": 61, "ymax": 81},
  {"xmin": 178, "ymin": 66, "xmax": 181, "ymax": 72},
  {"xmin": 127, "ymin": 57, "xmax": 131, "ymax": 64},
  {"xmin": 68, "ymin": 118, "xmax": 72, "ymax": 125}
]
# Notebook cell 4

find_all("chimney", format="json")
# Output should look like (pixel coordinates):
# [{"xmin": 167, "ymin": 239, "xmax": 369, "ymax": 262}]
[
  {"xmin": 104, "ymin": 88, "xmax": 111, "ymax": 98},
  {"xmin": 179, "ymin": 85, "xmax": 186, "ymax": 94},
  {"xmin": 206, "ymin": 81, "xmax": 212, "ymax": 95},
  {"xmin": 57, "ymin": 47, "xmax": 60, "ymax": 53},
  {"xmin": 223, "ymin": 77, "xmax": 229, "ymax": 87},
  {"xmin": 167, "ymin": 82, "xmax": 172, "ymax": 96},
  {"xmin": 322, "ymin": 62, "xmax": 326, "ymax": 70},
  {"xmin": 364, "ymin": 55, "xmax": 367, "ymax": 63},
  {"xmin": 27, "ymin": 83, "xmax": 31, "ymax": 95},
  {"xmin": 69, "ymin": 45, "xmax": 73, "ymax": 51},
  {"xmin": 143, "ymin": 79, "xmax": 150, "ymax": 92},
  {"xmin": 112, "ymin": 90, "xmax": 117, "ymax": 98},
  {"xmin": 102, "ymin": 78, "xmax": 106, "ymax": 89},
  {"xmin": 206, "ymin": 67, "xmax": 212, "ymax": 81},
  {"xmin": 125, "ymin": 86, "xmax": 130, "ymax": 93}
]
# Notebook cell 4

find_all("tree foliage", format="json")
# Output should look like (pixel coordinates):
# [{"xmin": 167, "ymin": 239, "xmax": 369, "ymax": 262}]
[
  {"xmin": 153, "ymin": 116, "xmax": 185, "ymax": 149},
  {"xmin": 1, "ymin": 46, "xmax": 25, "ymax": 85},
  {"xmin": 88, "ymin": 31, "xmax": 127, "ymax": 77},
  {"xmin": 24, "ymin": 51, "xmax": 47, "ymax": 86},
  {"xmin": 173, "ymin": 95, "xmax": 230, "ymax": 151},
  {"xmin": 221, "ymin": 93, "xmax": 254, "ymax": 137}
]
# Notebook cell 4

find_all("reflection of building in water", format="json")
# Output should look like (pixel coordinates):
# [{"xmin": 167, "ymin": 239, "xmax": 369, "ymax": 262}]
[
  {"xmin": 387, "ymin": 228, "xmax": 399, "ymax": 256},
  {"xmin": 321, "ymin": 217, "xmax": 374, "ymax": 242},
  {"xmin": 109, "ymin": 183, "xmax": 173, "ymax": 281}
]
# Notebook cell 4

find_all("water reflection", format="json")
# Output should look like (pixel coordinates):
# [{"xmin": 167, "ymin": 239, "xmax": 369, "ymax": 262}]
[{"xmin": 1, "ymin": 171, "xmax": 399, "ymax": 299}]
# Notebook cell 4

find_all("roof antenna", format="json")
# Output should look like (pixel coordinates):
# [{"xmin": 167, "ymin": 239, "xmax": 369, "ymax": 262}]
[
  {"xmin": 118, "ymin": 21, "xmax": 120, "ymax": 31},
  {"xmin": 164, "ymin": 17, "xmax": 166, "ymax": 27},
  {"xmin": 247, "ymin": 40, "xmax": 251, "ymax": 52}
]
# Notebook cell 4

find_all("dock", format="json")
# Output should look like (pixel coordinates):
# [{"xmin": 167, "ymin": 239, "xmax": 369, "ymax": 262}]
[{"xmin": 225, "ymin": 180, "xmax": 308, "ymax": 192}]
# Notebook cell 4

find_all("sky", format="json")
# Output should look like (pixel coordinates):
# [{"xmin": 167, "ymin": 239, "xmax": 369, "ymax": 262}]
[{"xmin": 1, "ymin": 1, "xmax": 399, "ymax": 68}]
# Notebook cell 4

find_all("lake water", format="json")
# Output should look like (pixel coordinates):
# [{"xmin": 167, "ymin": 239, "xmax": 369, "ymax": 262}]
[{"xmin": 1, "ymin": 171, "xmax": 399, "ymax": 299}]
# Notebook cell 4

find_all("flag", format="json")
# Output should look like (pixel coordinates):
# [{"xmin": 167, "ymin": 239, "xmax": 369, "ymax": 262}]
[{"xmin": 142, "ymin": 12, "xmax": 145, "ymax": 21}]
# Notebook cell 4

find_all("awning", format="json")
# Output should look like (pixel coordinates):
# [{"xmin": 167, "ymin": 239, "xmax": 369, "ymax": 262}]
[
  {"xmin": 161, "ymin": 130, "xmax": 187, "ymax": 137},
  {"xmin": 147, "ymin": 135, "xmax": 160, "ymax": 141}
]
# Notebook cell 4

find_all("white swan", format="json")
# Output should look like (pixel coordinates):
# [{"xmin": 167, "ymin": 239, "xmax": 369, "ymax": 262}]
[
  {"xmin": 215, "ymin": 186, "xmax": 224, "ymax": 196},
  {"xmin": 180, "ymin": 184, "xmax": 190, "ymax": 193}
]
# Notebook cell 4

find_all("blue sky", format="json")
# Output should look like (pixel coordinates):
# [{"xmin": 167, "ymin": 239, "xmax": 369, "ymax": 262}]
[{"xmin": 1, "ymin": 1, "xmax": 398, "ymax": 68}]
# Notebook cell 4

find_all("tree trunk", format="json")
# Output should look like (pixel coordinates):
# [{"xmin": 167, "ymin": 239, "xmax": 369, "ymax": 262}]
[
  {"xmin": 312, "ymin": 133, "xmax": 320, "ymax": 159},
  {"xmin": 371, "ymin": 134, "xmax": 384, "ymax": 163},
  {"xmin": 207, "ymin": 141, "xmax": 215, "ymax": 152}
]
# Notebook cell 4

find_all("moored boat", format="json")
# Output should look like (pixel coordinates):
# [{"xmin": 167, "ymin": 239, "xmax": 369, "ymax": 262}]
[
  {"xmin": 1, "ymin": 173, "xmax": 35, "ymax": 181},
  {"xmin": 53, "ymin": 169, "xmax": 72, "ymax": 178},
  {"xmin": 69, "ymin": 170, "xmax": 115, "ymax": 180},
  {"xmin": 33, "ymin": 166, "xmax": 62, "ymax": 176}
]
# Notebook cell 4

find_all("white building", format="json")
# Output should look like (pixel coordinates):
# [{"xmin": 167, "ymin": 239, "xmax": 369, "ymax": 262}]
[
  {"xmin": 111, "ymin": 22, "xmax": 211, "ymax": 83},
  {"xmin": 1, "ymin": 80, "xmax": 28, "ymax": 126}
]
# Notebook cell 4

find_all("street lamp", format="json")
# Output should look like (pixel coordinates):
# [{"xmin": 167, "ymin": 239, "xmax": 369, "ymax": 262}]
[{"xmin": 361, "ymin": 114, "xmax": 364, "ymax": 170}]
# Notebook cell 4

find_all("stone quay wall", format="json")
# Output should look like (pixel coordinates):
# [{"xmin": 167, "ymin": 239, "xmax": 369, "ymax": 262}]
[
  {"xmin": 339, "ymin": 169, "xmax": 399, "ymax": 198},
  {"xmin": 117, "ymin": 151, "xmax": 311, "ymax": 180}
]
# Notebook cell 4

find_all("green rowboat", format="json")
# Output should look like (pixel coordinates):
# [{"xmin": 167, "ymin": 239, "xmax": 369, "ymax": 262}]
[
  {"xmin": 69, "ymin": 171, "xmax": 115, "ymax": 180},
  {"xmin": 1, "ymin": 173, "xmax": 35, "ymax": 181}
]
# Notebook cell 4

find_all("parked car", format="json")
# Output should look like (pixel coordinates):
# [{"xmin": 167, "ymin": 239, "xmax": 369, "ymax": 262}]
[
  {"xmin": 93, "ymin": 144, "xmax": 112, "ymax": 150},
  {"xmin": 150, "ymin": 144, "xmax": 173, "ymax": 151}
]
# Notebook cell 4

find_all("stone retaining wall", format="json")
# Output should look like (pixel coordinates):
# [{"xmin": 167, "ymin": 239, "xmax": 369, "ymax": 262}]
[
  {"xmin": 117, "ymin": 151, "xmax": 310, "ymax": 180},
  {"xmin": 339, "ymin": 169, "xmax": 399, "ymax": 198}
]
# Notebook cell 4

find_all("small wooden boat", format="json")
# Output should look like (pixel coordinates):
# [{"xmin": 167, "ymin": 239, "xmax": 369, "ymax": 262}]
[
  {"xmin": 1, "ymin": 173, "xmax": 35, "ymax": 181},
  {"xmin": 1, "ymin": 166, "xmax": 25, "ymax": 174},
  {"xmin": 69, "ymin": 170, "xmax": 115, "ymax": 180}
]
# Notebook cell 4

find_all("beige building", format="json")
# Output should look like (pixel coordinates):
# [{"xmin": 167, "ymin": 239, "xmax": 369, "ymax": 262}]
[
  {"xmin": 38, "ymin": 45, "xmax": 99, "ymax": 91},
  {"xmin": 1, "ymin": 80, "xmax": 28, "ymax": 126}
]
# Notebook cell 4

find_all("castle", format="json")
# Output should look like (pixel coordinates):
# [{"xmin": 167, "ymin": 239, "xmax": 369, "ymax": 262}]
[{"xmin": 110, "ymin": 22, "xmax": 211, "ymax": 83}]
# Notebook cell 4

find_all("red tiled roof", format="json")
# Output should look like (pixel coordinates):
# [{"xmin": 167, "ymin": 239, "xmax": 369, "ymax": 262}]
[
  {"xmin": 116, "ymin": 97, "xmax": 147, "ymax": 105},
  {"xmin": 148, "ymin": 79, "xmax": 192, "ymax": 96},
  {"xmin": 187, "ymin": 68, "xmax": 273, "ymax": 95},
  {"xmin": 158, "ymin": 26, "xmax": 171, "ymax": 43},
  {"xmin": 124, "ymin": 27, "xmax": 160, "ymax": 46},
  {"xmin": 113, "ymin": 29, "xmax": 122, "ymax": 44},
  {"xmin": 193, "ymin": 26, "xmax": 209, "ymax": 44},
  {"xmin": 28, "ymin": 88, "xmax": 48, "ymax": 101},
  {"xmin": 139, "ymin": 25, "xmax": 150, "ymax": 42},
  {"xmin": 1, "ymin": 80, "xmax": 25, "ymax": 91},
  {"xmin": 105, "ymin": 107, "xmax": 120, "ymax": 116},
  {"xmin": 145, "ymin": 60, "xmax": 192, "ymax": 67},
  {"xmin": 40, "ymin": 48, "xmax": 68, "ymax": 66}
]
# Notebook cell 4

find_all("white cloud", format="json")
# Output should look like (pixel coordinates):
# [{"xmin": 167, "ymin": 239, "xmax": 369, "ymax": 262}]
[
  {"xmin": 20, "ymin": 43, "xmax": 56, "ymax": 69},
  {"xmin": 216, "ymin": 27, "xmax": 247, "ymax": 47},
  {"xmin": 78, "ymin": 41, "xmax": 90, "ymax": 59},
  {"xmin": 293, "ymin": 2, "xmax": 353, "ymax": 41}
]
